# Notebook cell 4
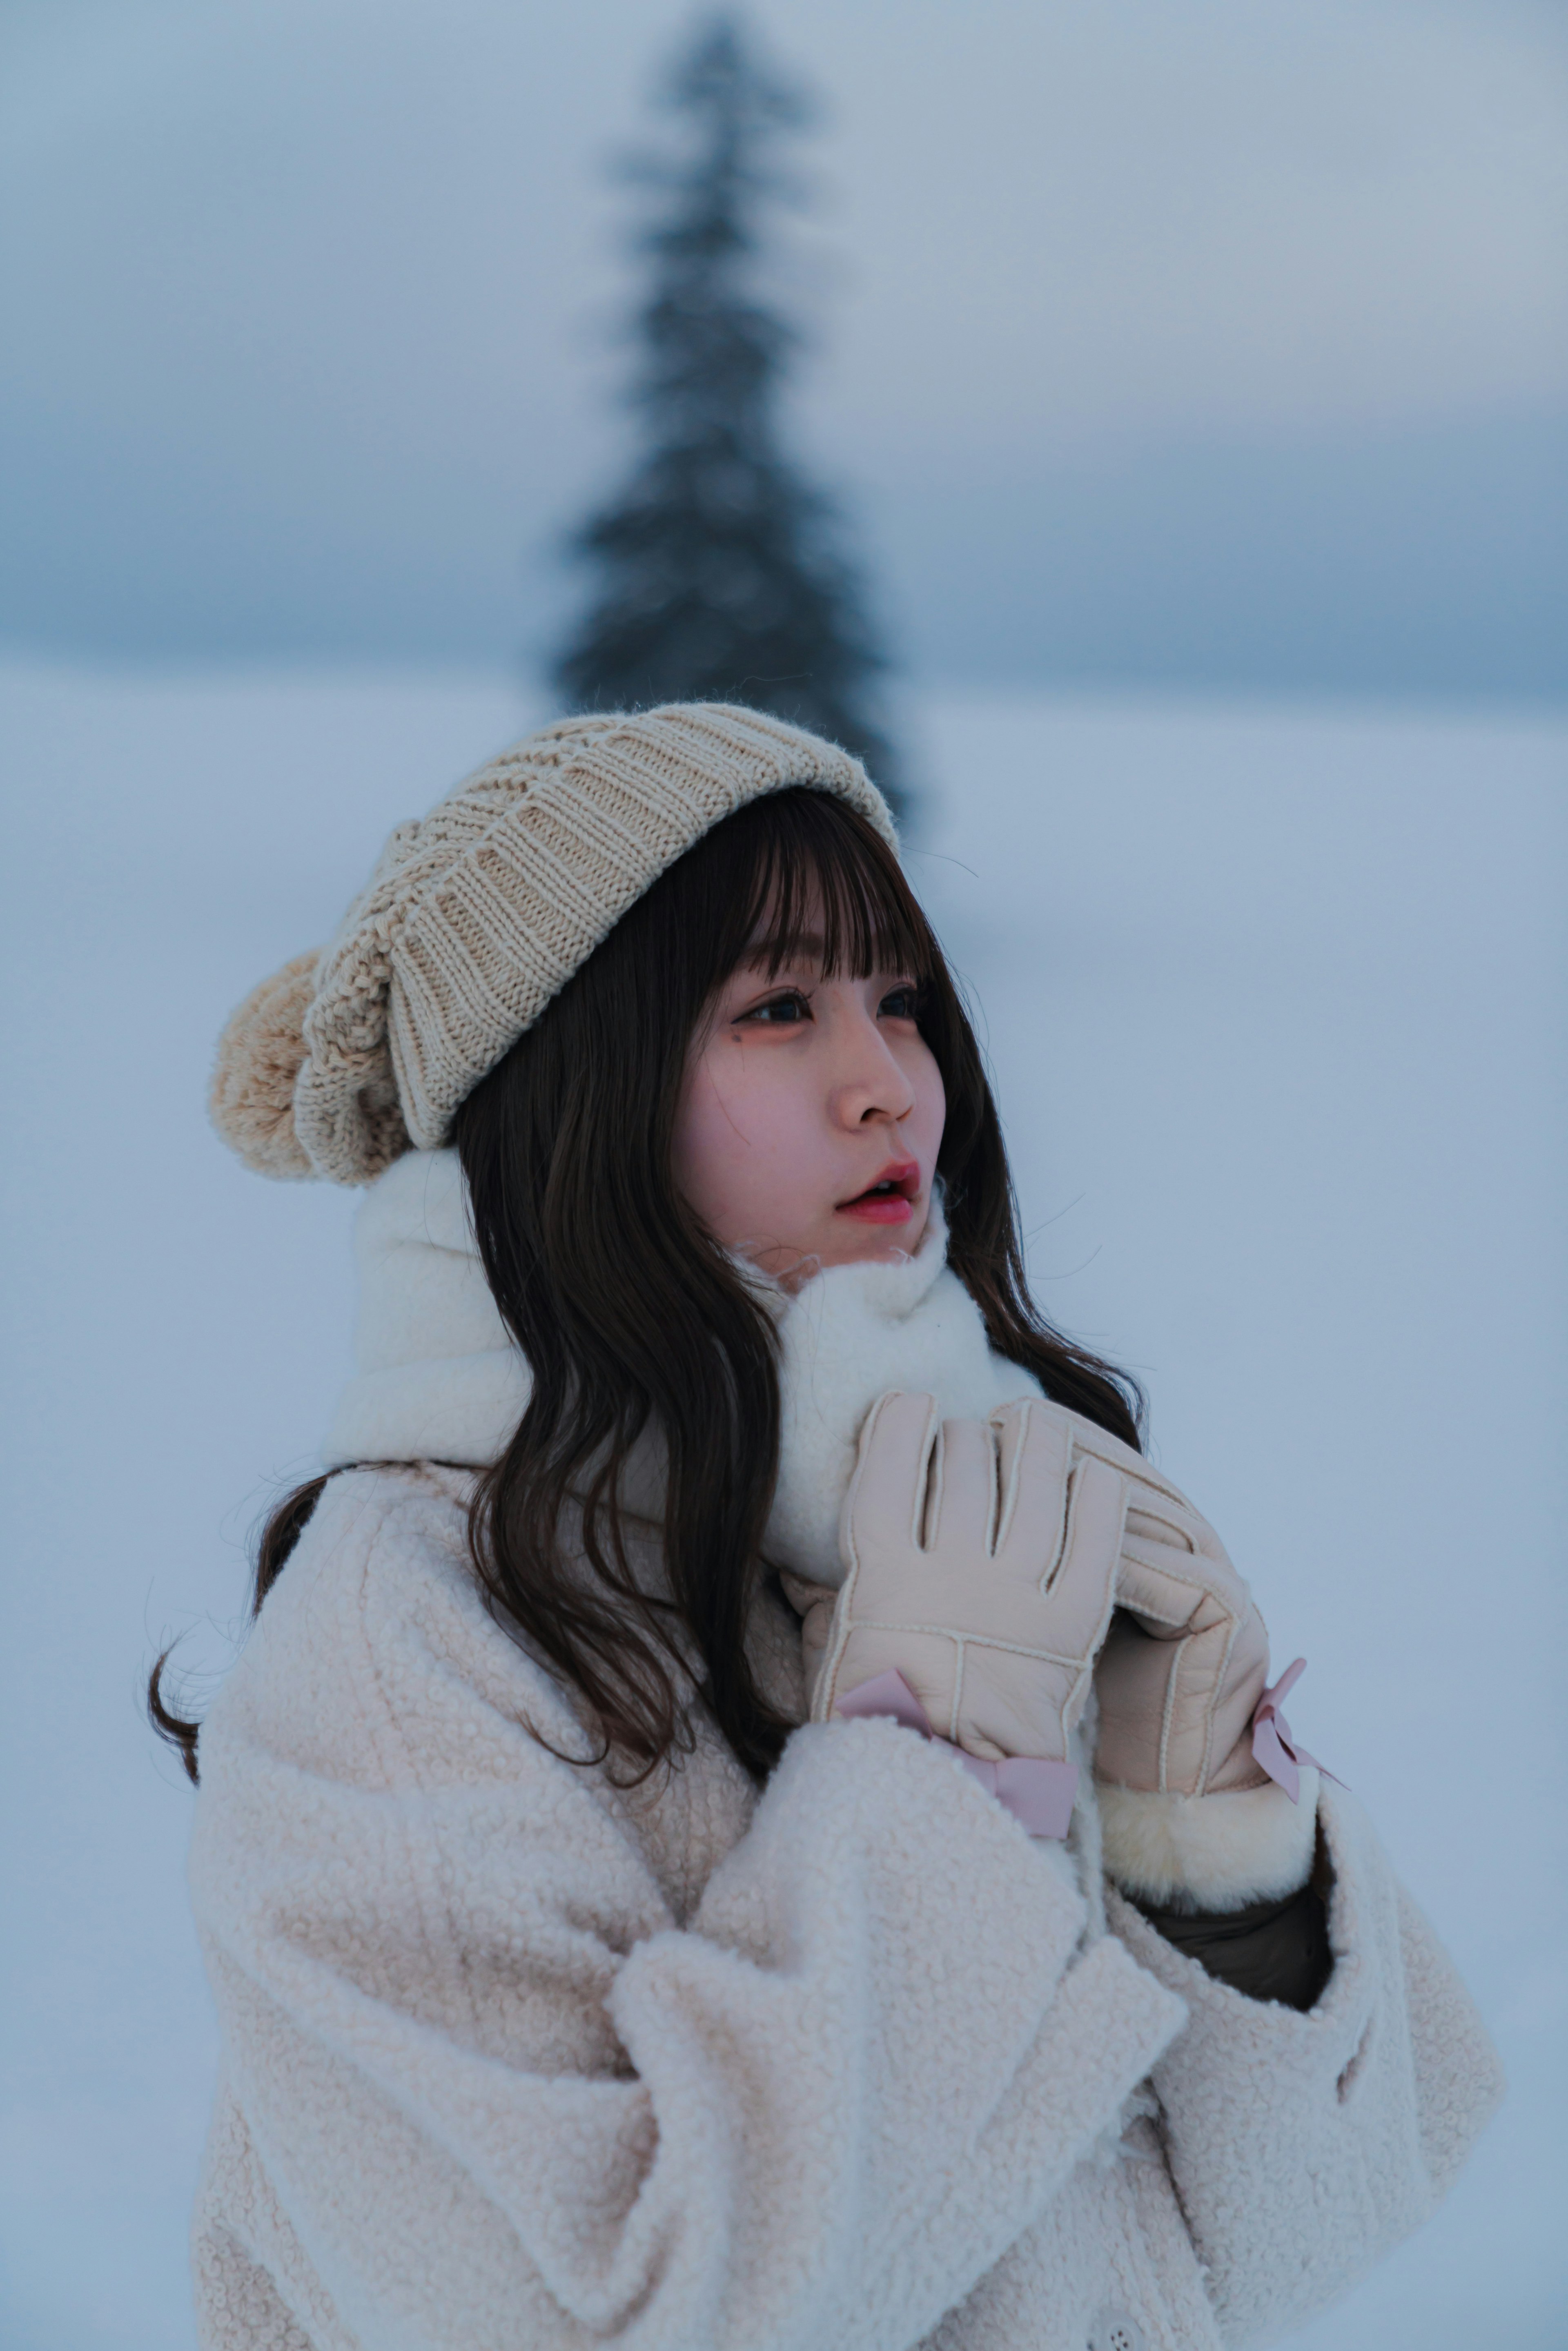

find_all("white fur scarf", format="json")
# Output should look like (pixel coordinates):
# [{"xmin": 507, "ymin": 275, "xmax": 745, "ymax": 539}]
[{"xmin": 323, "ymin": 1149, "xmax": 1045, "ymax": 1587}]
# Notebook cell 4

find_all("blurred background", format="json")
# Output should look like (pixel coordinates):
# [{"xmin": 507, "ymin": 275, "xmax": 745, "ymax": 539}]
[
  {"xmin": 5, "ymin": 0, "xmax": 1566, "ymax": 706},
  {"xmin": 2, "ymin": 4, "xmax": 1566, "ymax": 2347}
]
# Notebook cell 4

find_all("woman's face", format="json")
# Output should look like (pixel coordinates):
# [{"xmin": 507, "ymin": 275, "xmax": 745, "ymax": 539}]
[{"xmin": 672, "ymin": 939, "xmax": 947, "ymax": 1282}]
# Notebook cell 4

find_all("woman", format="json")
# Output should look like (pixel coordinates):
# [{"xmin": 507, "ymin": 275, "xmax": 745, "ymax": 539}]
[{"xmin": 159, "ymin": 702, "xmax": 1501, "ymax": 2351}]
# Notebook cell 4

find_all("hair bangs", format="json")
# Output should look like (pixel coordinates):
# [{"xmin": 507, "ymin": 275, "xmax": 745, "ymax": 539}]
[{"xmin": 702, "ymin": 787, "xmax": 933, "ymax": 991}]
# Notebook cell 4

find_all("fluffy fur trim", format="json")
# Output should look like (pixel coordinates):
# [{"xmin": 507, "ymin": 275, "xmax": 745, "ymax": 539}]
[
  {"xmin": 209, "ymin": 950, "xmax": 324, "ymax": 1179},
  {"xmin": 762, "ymin": 1197, "xmax": 1046, "ymax": 1589},
  {"xmin": 321, "ymin": 1159, "xmax": 1048, "ymax": 1570},
  {"xmin": 321, "ymin": 1149, "xmax": 524, "ymax": 1467},
  {"xmin": 1097, "ymin": 1769, "xmax": 1321, "ymax": 1912}
]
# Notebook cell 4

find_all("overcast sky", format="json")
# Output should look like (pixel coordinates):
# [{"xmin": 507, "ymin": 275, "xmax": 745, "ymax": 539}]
[{"xmin": 3, "ymin": 0, "xmax": 1566, "ymax": 698}]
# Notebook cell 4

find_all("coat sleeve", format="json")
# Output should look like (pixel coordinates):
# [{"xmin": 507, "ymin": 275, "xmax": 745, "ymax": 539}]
[
  {"xmin": 1105, "ymin": 1781, "xmax": 1505, "ymax": 2349},
  {"xmin": 189, "ymin": 1480, "xmax": 1185, "ymax": 2351}
]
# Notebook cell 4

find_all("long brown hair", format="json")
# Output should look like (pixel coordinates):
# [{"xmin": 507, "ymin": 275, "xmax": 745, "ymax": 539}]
[{"xmin": 150, "ymin": 787, "xmax": 1141, "ymax": 1787}]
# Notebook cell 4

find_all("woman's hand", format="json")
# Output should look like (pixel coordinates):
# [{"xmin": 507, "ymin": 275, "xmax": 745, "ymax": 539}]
[
  {"xmin": 1092, "ymin": 1479, "xmax": 1273, "ymax": 1798},
  {"xmin": 1091, "ymin": 1470, "xmax": 1327, "ymax": 1932},
  {"xmin": 804, "ymin": 1390, "xmax": 1127, "ymax": 1763}
]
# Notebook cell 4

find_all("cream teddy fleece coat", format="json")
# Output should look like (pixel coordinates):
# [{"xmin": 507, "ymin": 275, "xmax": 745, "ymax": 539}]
[{"xmin": 189, "ymin": 1153, "xmax": 1503, "ymax": 2351}]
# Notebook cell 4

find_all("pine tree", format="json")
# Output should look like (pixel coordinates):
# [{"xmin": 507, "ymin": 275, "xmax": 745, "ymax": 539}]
[{"xmin": 552, "ymin": 13, "xmax": 903, "ymax": 812}]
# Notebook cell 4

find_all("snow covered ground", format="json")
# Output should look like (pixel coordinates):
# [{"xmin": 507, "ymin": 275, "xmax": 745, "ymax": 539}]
[{"xmin": 2, "ymin": 661, "xmax": 1564, "ymax": 2349}]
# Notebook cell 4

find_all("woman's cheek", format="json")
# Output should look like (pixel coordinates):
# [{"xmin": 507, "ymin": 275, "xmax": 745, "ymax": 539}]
[
  {"xmin": 670, "ymin": 1063, "xmax": 739, "ymax": 1231},
  {"xmin": 907, "ymin": 1039, "xmax": 947, "ymax": 1170},
  {"xmin": 673, "ymin": 1054, "xmax": 811, "ymax": 1243},
  {"xmin": 722, "ymin": 1057, "xmax": 824, "ymax": 1207}
]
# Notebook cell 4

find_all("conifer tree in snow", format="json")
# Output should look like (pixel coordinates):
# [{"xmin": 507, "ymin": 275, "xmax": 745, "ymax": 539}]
[{"xmin": 553, "ymin": 14, "xmax": 903, "ymax": 811}]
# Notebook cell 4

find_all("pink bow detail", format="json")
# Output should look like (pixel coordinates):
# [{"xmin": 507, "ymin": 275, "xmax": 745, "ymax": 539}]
[
  {"xmin": 835, "ymin": 1668, "xmax": 1080, "ymax": 1839},
  {"xmin": 1250, "ymin": 1657, "xmax": 1329, "ymax": 1804}
]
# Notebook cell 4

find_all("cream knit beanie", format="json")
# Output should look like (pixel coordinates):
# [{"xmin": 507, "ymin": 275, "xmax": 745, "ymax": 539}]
[{"xmin": 210, "ymin": 702, "xmax": 898, "ymax": 1186}]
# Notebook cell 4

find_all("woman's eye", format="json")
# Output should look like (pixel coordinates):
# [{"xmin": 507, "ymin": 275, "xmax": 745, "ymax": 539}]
[
  {"xmin": 879, "ymin": 984, "xmax": 921, "ymax": 1020},
  {"xmin": 739, "ymin": 990, "xmax": 811, "ymax": 1025}
]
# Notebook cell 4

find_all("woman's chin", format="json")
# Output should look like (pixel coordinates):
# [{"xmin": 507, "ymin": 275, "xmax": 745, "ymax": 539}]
[
  {"xmin": 820, "ymin": 1206, "xmax": 929, "ymax": 1268},
  {"xmin": 734, "ymin": 1206, "xmax": 930, "ymax": 1286}
]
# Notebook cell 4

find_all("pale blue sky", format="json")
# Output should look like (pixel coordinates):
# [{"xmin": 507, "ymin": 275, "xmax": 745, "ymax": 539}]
[{"xmin": 3, "ymin": 0, "xmax": 1565, "ymax": 698}]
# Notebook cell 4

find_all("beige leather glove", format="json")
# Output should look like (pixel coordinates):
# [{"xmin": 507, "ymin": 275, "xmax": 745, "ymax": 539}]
[
  {"xmin": 805, "ymin": 1390, "xmax": 1127, "ymax": 1765},
  {"xmin": 779, "ymin": 1387, "xmax": 1317, "ymax": 1900},
  {"xmin": 1094, "ymin": 1482, "xmax": 1272, "ymax": 1799},
  {"xmin": 1075, "ymin": 1440, "xmax": 1321, "ymax": 1911}
]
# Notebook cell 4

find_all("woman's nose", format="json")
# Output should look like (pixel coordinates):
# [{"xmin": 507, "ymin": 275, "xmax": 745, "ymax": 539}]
[{"xmin": 828, "ymin": 1011, "xmax": 916, "ymax": 1129}]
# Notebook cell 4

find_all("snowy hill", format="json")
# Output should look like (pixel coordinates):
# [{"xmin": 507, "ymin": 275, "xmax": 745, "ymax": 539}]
[{"xmin": 2, "ymin": 662, "xmax": 1564, "ymax": 2349}]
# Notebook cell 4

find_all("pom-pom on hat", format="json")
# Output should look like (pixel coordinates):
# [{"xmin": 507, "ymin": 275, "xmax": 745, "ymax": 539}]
[{"xmin": 210, "ymin": 702, "xmax": 898, "ymax": 1186}]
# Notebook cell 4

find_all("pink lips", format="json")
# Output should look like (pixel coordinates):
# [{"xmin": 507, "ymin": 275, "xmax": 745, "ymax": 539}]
[{"xmin": 836, "ymin": 1160, "xmax": 921, "ymax": 1225}]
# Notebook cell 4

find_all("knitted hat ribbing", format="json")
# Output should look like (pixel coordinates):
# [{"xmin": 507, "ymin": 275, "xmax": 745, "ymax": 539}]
[{"xmin": 210, "ymin": 702, "xmax": 898, "ymax": 1186}]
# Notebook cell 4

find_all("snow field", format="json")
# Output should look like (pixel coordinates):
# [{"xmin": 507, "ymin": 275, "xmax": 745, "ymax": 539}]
[{"xmin": 1, "ymin": 662, "xmax": 1563, "ymax": 2348}]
